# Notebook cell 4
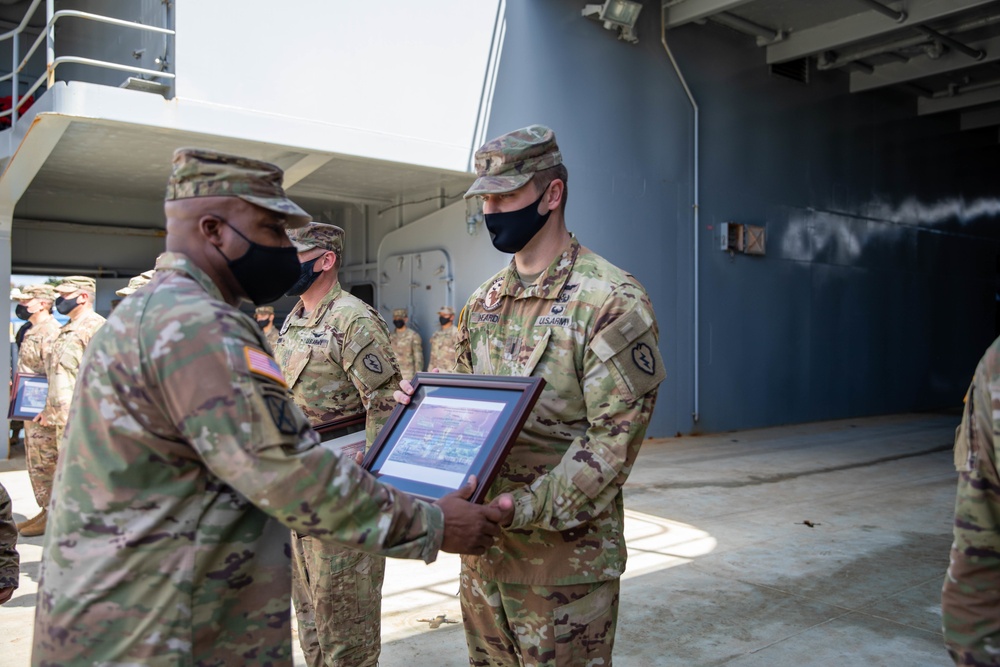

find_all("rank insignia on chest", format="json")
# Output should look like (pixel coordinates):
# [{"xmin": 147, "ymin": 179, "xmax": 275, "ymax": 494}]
[{"xmin": 482, "ymin": 277, "xmax": 504, "ymax": 311}]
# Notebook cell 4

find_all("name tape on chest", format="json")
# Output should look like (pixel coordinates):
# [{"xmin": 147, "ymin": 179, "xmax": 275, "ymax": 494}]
[{"xmin": 244, "ymin": 346, "xmax": 288, "ymax": 387}]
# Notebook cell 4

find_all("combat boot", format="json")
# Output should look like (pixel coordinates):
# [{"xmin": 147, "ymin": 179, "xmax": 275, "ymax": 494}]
[
  {"xmin": 15, "ymin": 509, "xmax": 44, "ymax": 532},
  {"xmin": 18, "ymin": 509, "xmax": 46, "ymax": 536}
]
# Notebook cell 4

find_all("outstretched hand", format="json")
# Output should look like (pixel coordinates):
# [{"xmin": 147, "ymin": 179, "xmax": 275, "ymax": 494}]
[{"xmin": 436, "ymin": 476, "xmax": 511, "ymax": 554}]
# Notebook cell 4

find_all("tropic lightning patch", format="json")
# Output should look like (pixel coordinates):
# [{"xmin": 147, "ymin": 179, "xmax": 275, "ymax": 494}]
[
  {"xmin": 590, "ymin": 308, "xmax": 665, "ymax": 401},
  {"xmin": 363, "ymin": 353, "xmax": 383, "ymax": 374},
  {"xmin": 347, "ymin": 340, "xmax": 396, "ymax": 391},
  {"xmin": 632, "ymin": 342, "xmax": 656, "ymax": 375},
  {"xmin": 482, "ymin": 277, "xmax": 504, "ymax": 311}
]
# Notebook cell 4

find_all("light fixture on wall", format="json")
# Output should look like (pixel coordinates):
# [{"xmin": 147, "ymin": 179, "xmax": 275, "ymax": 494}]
[
  {"xmin": 581, "ymin": 0, "xmax": 642, "ymax": 43},
  {"xmin": 466, "ymin": 199, "xmax": 483, "ymax": 236}
]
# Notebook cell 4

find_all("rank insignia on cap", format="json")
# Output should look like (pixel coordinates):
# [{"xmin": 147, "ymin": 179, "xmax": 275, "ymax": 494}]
[{"xmin": 245, "ymin": 346, "xmax": 287, "ymax": 387}]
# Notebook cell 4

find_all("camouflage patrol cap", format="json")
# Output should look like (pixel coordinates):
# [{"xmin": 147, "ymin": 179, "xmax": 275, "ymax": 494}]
[
  {"xmin": 55, "ymin": 276, "xmax": 96, "ymax": 295},
  {"xmin": 393, "ymin": 308, "xmax": 408, "ymax": 319},
  {"xmin": 438, "ymin": 305, "xmax": 454, "ymax": 315},
  {"xmin": 115, "ymin": 270, "xmax": 155, "ymax": 297},
  {"xmin": 13, "ymin": 284, "xmax": 56, "ymax": 301},
  {"xmin": 287, "ymin": 222, "xmax": 345, "ymax": 255},
  {"xmin": 166, "ymin": 148, "xmax": 311, "ymax": 228},
  {"xmin": 465, "ymin": 125, "xmax": 563, "ymax": 198},
  {"xmin": 255, "ymin": 305, "xmax": 274, "ymax": 316}
]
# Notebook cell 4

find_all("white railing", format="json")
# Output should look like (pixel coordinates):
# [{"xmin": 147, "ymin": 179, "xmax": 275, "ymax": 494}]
[{"xmin": 0, "ymin": 0, "xmax": 175, "ymax": 124}]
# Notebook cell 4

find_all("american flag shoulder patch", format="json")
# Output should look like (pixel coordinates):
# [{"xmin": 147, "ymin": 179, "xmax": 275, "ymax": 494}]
[{"xmin": 244, "ymin": 346, "xmax": 287, "ymax": 387}]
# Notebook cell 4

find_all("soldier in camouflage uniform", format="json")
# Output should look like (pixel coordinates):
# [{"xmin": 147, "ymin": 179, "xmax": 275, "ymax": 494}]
[
  {"xmin": 427, "ymin": 305, "xmax": 460, "ymax": 371},
  {"xmin": 28, "ymin": 276, "xmax": 105, "ymax": 537},
  {"xmin": 31, "ymin": 148, "xmax": 504, "ymax": 667},
  {"xmin": 114, "ymin": 269, "xmax": 155, "ymax": 298},
  {"xmin": 0, "ymin": 482, "xmax": 18, "ymax": 605},
  {"xmin": 10, "ymin": 285, "xmax": 61, "ymax": 534},
  {"xmin": 274, "ymin": 221, "xmax": 400, "ymax": 667},
  {"xmin": 390, "ymin": 307, "xmax": 423, "ymax": 379},
  {"xmin": 943, "ymin": 335, "xmax": 1000, "ymax": 665},
  {"xmin": 255, "ymin": 304, "xmax": 279, "ymax": 348},
  {"xmin": 400, "ymin": 125, "xmax": 665, "ymax": 665}
]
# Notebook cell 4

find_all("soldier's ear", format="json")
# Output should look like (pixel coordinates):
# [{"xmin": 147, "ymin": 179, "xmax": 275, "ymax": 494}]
[{"xmin": 200, "ymin": 215, "xmax": 225, "ymax": 248}]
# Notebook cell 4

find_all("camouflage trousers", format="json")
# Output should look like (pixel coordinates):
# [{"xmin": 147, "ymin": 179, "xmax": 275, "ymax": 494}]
[
  {"xmin": 942, "ymin": 545, "xmax": 1000, "ymax": 666},
  {"xmin": 291, "ymin": 532, "xmax": 386, "ymax": 667},
  {"xmin": 23, "ymin": 421, "xmax": 58, "ymax": 508},
  {"xmin": 460, "ymin": 566, "xmax": 620, "ymax": 667}
]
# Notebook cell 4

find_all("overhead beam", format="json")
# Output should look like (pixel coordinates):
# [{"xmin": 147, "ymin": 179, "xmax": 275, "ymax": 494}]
[
  {"xmin": 663, "ymin": 0, "xmax": 759, "ymax": 29},
  {"xmin": 767, "ymin": 0, "xmax": 997, "ymax": 64},
  {"xmin": 279, "ymin": 152, "xmax": 333, "ymax": 189},
  {"xmin": 850, "ymin": 33, "xmax": 1000, "ymax": 92},
  {"xmin": 960, "ymin": 104, "xmax": 1000, "ymax": 130},
  {"xmin": 918, "ymin": 84, "xmax": 1000, "ymax": 115}
]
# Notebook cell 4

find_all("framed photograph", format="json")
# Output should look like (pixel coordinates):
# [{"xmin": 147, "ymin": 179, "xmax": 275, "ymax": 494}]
[
  {"xmin": 362, "ymin": 373, "xmax": 545, "ymax": 503},
  {"xmin": 9, "ymin": 372, "xmax": 48, "ymax": 420},
  {"xmin": 315, "ymin": 414, "xmax": 366, "ymax": 458}
]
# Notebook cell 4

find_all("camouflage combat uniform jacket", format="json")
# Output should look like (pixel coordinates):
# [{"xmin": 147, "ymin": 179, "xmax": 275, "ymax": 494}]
[
  {"xmin": 16, "ymin": 315, "xmax": 60, "ymax": 374},
  {"xmin": 274, "ymin": 281, "xmax": 400, "ymax": 447},
  {"xmin": 428, "ymin": 326, "xmax": 461, "ymax": 372},
  {"xmin": 0, "ymin": 483, "xmax": 17, "ymax": 592},
  {"xmin": 390, "ymin": 327, "xmax": 423, "ymax": 380},
  {"xmin": 32, "ymin": 252, "xmax": 444, "ymax": 667},
  {"xmin": 457, "ymin": 236, "xmax": 665, "ymax": 585},
  {"xmin": 40, "ymin": 308, "xmax": 105, "ymax": 426},
  {"xmin": 265, "ymin": 325, "xmax": 279, "ymax": 350},
  {"xmin": 943, "ymin": 335, "xmax": 1000, "ymax": 665}
]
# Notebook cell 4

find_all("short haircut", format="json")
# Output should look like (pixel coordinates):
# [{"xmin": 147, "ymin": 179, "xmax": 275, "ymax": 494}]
[{"xmin": 531, "ymin": 163, "xmax": 568, "ymax": 212}]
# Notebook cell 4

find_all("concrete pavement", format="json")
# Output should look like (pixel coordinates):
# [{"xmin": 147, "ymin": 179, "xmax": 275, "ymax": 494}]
[{"xmin": 0, "ymin": 412, "xmax": 959, "ymax": 666}]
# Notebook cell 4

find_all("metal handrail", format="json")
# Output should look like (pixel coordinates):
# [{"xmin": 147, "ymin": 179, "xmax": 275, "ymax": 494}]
[{"xmin": 0, "ymin": 3, "xmax": 175, "ymax": 123}]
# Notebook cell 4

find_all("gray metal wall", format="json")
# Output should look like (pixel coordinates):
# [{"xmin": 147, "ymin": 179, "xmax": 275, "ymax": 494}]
[{"xmin": 486, "ymin": 2, "xmax": 1000, "ymax": 437}]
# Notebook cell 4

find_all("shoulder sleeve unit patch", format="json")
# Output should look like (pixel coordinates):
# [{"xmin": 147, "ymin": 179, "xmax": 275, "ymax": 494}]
[
  {"xmin": 244, "ymin": 346, "xmax": 288, "ymax": 387},
  {"xmin": 590, "ymin": 308, "xmax": 665, "ymax": 402}
]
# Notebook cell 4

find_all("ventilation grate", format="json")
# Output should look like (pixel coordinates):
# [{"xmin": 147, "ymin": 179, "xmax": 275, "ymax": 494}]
[{"xmin": 769, "ymin": 58, "xmax": 810, "ymax": 84}]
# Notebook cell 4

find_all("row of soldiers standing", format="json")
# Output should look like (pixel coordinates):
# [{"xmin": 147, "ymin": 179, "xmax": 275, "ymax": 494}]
[
  {"xmin": 9, "ymin": 278, "xmax": 106, "ymax": 537},
  {"xmin": 254, "ymin": 300, "xmax": 461, "ymax": 381}
]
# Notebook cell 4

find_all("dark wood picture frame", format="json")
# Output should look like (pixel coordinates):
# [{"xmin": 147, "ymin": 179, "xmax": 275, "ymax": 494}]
[
  {"xmin": 362, "ymin": 373, "xmax": 545, "ymax": 503},
  {"xmin": 315, "ymin": 413, "xmax": 366, "ymax": 458},
  {"xmin": 8, "ymin": 372, "xmax": 47, "ymax": 420}
]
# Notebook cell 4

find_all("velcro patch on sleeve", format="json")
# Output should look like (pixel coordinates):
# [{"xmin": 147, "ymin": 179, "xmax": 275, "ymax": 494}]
[
  {"xmin": 591, "ymin": 308, "xmax": 665, "ymax": 402},
  {"xmin": 244, "ymin": 346, "xmax": 288, "ymax": 387}
]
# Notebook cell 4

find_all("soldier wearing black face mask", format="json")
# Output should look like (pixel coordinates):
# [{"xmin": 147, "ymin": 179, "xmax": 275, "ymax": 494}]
[
  {"xmin": 9, "ymin": 284, "xmax": 61, "ymax": 536},
  {"xmin": 254, "ymin": 305, "xmax": 278, "ymax": 349},
  {"xmin": 389, "ymin": 308, "xmax": 423, "ymax": 381},
  {"xmin": 31, "ymin": 276, "xmax": 106, "ymax": 536}
]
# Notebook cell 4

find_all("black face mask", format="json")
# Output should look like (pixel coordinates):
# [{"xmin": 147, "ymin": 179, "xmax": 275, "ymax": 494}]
[
  {"xmin": 255, "ymin": 319, "xmax": 270, "ymax": 330},
  {"xmin": 284, "ymin": 256, "xmax": 322, "ymax": 297},
  {"xmin": 393, "ymin": 319, "xmax": 405, "ymax": 329},
  {"xmin": 55, "ymin": 295, "xmax": 79, "ymax": 315},
  {"xmin": 216, "ymin": 220, "xmax": 301, "ymax": 306},
  {"xmin": 15, "ymin": 304, "xmax": 30, "ymax": 320},
  {"xmin": 484, "ymin": 188, "xmax": 552, "ymax": 254},
  {"xmin": 439, "ymin": 316, "xmax": 452, "ymax": 326}
]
